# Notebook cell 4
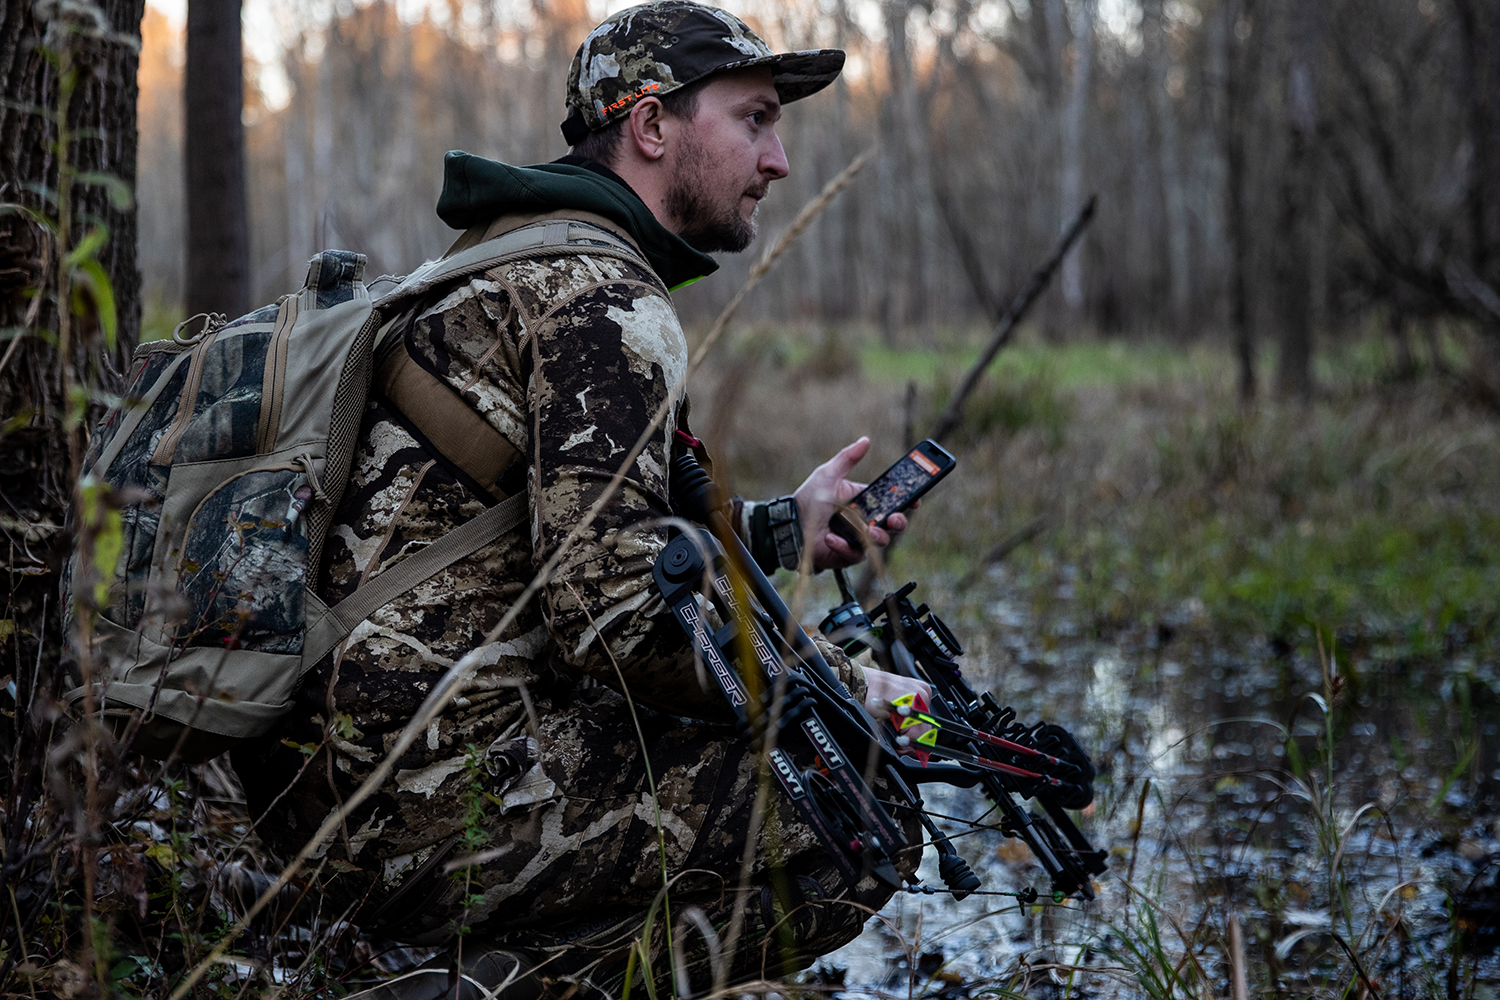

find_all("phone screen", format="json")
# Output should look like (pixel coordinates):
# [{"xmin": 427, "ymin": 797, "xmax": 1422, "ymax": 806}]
[
  {"xmin": 854, "ymin": 448, "xmax": 945, "ymax": 524},
  {"xmin": 830, "ymin": 441, "xmax": 955, "ymax": 547}
]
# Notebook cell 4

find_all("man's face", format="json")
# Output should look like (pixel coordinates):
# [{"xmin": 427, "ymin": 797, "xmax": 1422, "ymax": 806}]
[{"xmin": 664, "ymin": 67, "xmax": 790, "ymax": 253}]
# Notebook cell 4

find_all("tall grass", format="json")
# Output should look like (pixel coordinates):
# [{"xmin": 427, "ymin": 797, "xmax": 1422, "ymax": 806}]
[{"xmin": 701, "ymin": 324, "xmax": 1500, "ymax": 662}]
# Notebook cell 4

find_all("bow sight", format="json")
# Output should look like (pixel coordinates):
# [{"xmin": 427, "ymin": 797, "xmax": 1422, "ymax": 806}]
[{"xmin": 657, "ymin": 453, "xmax": 1108, "ymax": 903}]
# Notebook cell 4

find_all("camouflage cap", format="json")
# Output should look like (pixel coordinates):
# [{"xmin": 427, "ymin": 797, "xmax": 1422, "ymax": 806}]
[{"xmin": 561, "ymin": 1, "xmax": 844, "ymax": 144}]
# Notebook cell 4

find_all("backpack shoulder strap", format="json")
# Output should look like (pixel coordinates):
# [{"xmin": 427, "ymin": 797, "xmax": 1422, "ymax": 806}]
[
  {"xmin": 372, "ymin": 218, "xmax": 653, "ymax": 500},
  {"xmin": 375, "ymin": 219, "xmax": 654, "ymax": 312},
  {"xmin": 303, "ymin": 491, "xmax": 527, "ymax": 670},
  {"xmin": 304, "ymin": 220, "xmax": 648, "ymax": 669},
  {"xmin": 376, "ymin": 339, "xmax": 519, "ymax": 502}
]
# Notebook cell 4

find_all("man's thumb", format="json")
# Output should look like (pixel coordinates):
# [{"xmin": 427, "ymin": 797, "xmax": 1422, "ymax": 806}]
[{"xmin": 832, "ymin": 436, "xmax": 871, "ymax": 475}]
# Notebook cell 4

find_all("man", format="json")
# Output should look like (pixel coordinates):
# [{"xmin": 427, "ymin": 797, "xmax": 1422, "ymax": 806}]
[{"xmin": 235, "ymin": 4, "xmax": 926, "ymax": 995}]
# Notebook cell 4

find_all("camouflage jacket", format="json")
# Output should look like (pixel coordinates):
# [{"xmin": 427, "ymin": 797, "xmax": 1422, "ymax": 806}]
[{"xmin": 243, "ymin": 158, "xmax": 867, "ymax": 893}]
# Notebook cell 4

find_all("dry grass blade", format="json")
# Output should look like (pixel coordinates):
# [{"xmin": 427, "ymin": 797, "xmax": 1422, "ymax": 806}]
[
  {"xmin": 166, "ymin": 145, "xmax": 876, "ymax": 1000},
  {"xmin": 1227, "ymin": 911, "xmax": 1248, "ymax": 1000}
]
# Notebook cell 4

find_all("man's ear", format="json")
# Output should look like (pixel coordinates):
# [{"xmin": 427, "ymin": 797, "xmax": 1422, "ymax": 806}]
[{"xmin": 626, "ymin": 97, "xmax": 669, "ymax": 162}]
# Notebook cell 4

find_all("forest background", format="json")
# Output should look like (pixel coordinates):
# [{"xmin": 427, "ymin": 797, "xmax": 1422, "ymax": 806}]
[{"xmin": 4, "ymin": 0, "xmax": 1500, "ymax": 994}]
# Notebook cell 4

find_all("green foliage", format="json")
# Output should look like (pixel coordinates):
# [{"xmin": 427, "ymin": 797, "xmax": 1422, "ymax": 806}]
[
  {"xmin": 878, "ymin": 344, "xmax": 1500, "ymax": 658},
  {"xmin": 75, "ymin": 476, "xmax": 123, "ymax": 608},
  {"xmin": 461, "ymin": 743, "xmax": 497, "ymax": 853},
  {"xmin": 930, "ymin": 365, "xmax": 1072, "ymax": 448},
  {"xmin": 860, "ymin": 334, "xmax": 1219, "ymax": 389},
  {"xmin": 799, "ymin": 325, "xmax": 862, "ymax": 381}
]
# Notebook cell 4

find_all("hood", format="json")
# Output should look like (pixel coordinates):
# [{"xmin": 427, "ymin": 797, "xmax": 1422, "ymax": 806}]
[{"xmin": 435, "ymin": 151, "xmax": 719, "ymax": 291}]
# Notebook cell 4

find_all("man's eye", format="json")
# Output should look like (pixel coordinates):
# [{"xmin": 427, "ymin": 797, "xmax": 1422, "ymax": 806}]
[{"xmin": 749, "ymin": 112, "xmax": 765, "ymax": 125}]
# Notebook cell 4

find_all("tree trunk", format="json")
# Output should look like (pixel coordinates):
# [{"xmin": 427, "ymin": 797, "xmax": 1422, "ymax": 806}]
[
  {"xmin": 1275, "ymin": 0, "xmax": 1320, "ymax": 400},
  {"xmin": 0, "ymin": 0, "xmax": 144, "ymax": 934},
  {"xmin": 186, "ymin": 0, "xmax": 251, "ymax": 319},
  {"xmin": 1457, "ymin": 0, "xmax": 1500, "ymax": 341},
  {"xmin": 1059, "ymin": 0, "xmax": 1096, "ymax": 315},
  {"xmin": 1223, "ymin": 0, "xmax": 1260, "ymax": 401},
  {"xmin": 1145, "ymin": 0, "xmax": 1194, "ymax": 335},
  {"xmin": 282, "ymin": 42, "xmax": 311, "ymax": 289},
  {"xmin": 880, "ymin": 0, "xmax": 934, "ymax": 334}
]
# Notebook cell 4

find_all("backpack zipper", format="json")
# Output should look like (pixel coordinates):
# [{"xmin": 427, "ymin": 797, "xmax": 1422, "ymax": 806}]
[
  {"xmin": 150, "ymin": 325, "xmax": 222, "ymax": 465},
  {"xmin": 256, "ymin": 295, "xmax": 299, "ymax": 453}
]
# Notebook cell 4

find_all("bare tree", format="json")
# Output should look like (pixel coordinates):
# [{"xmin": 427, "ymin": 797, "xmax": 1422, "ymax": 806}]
[
  {"xmin": 1273, "ymin": 0, "xmax": 1321, "ymax": 400},
  {"xmin": 1059, "ymin": 0, "xmax": 1096, "ymax": 316},
  {"xmin": 118, "ymin": 0, "xmax": 1500, "ymax": 370},
  {"xmin": 0, "ymin": 0, "xmax": 144, "ymax": 870},
  {"xmin": 1144, "ymin": 0, "xmax": 1194, "ymax": 335},
  {"xmin": 1222, "ymin": 0, "xmax": 1263, "ymax": 400},
  {"xmin": 186, "ymin": 0, "xmax": 250, "ymax": 319}
]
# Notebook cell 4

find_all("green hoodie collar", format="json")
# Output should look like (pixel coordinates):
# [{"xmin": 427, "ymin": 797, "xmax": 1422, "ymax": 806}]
[{"xmin": 436, "ymin": 151, "xmax": 718, "ymax": 291}]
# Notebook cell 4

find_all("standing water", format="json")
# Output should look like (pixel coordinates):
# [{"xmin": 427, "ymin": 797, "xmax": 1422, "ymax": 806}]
[{"xmin": 818, "ymin": 567, "xmax": 1500, "ymax": 998}]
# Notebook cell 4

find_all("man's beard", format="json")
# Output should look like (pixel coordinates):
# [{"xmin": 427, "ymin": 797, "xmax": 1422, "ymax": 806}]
[{"xmin": 666, "ymin": 134, "xmax": 763, "ymax": 253}]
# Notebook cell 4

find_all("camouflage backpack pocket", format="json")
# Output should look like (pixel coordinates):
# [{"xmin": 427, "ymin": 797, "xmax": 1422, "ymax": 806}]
[{"xmin": 63, "ymin": 251, "xmax": 380, "ymax": 749}]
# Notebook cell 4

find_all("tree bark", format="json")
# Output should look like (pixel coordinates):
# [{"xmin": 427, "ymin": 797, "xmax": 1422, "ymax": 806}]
[
  {"xmin": 1145, "ymin": 0, "xmax": 1194, "ymax": 335},
  {"xmin": 186, "ymin": 0, "xmax": 251, "ymax": 318},
  {"xmin": 1456, "ymin": 0, "xmax": 1500, "ymax": 340},
  {"xmin": 1275, "ymin": 0, "xmax": 1320, "ymax": 400},
  {"xmin": 1223, "ymin": 0, "xmax": 1260, "ymax": 401},
  {"xmin": 0, "ymin": 0, "xmax": 144, "ymax": 886},
  {"xmin": 1059, "ymin": 0, "xmax": 1096, "ymax": 315}
]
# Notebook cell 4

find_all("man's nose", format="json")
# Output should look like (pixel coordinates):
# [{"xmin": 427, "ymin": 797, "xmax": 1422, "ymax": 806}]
[{"xmin": 761, "ymin": 133, "xmax": 790, "ymax": 181}]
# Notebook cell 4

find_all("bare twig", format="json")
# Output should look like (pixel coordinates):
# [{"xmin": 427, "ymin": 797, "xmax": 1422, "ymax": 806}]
[
  {"xmin": 930, "ymin": 195, "xmax": 1097, "ymax": 445},
  {"xmin": 958, "ymin": 516, "xmax": 1048, "ymax": 588},
  {"xmin": 1227, "ymin": 912, "xmax": 1248, "ymax": 1000}
]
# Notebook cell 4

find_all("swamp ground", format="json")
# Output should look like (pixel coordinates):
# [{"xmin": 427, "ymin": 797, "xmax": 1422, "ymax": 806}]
[{"xmin": 7, "ymin": 324, "xmax": 1497, "ymax": 998}]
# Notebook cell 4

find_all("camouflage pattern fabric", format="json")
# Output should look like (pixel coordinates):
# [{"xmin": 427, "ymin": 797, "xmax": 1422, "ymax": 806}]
[
  {"xmin": 237, "ymin": 215, "xmax": 909, "ymax": 992},
  {"xmin": 177, "ymin": 468, "xmax": 315, "ymax": 652},
  {"xmin": 562, "ymin": 1, "xmax": 843, "ymax": 138}
]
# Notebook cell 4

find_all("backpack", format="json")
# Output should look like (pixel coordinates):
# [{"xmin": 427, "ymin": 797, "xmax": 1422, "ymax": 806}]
[{"xmin": 62, "ymin": 220, "xmax": 652, "ymax": 760}]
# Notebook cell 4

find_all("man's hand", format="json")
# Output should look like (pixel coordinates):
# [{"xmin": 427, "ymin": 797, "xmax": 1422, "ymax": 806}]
[
  {"xmin": 860, "ymin": 666, "xmax": 931, "ymax": 717},
  {"xmin": 860, "ymin": 666, "xmax": 934, "ymax": 744},
  {"xmin": 795, "ymin": 437, "xmax": 912, "ymax": 571}
]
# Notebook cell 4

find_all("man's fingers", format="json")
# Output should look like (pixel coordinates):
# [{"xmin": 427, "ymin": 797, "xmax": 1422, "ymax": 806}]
[
  {"xmin": 883, "ymin": 512, "xmax": 907, "ymax": 534},
  {"xmin": 823, "ymin": 532, "xmax": 859, "ymax": 564}
]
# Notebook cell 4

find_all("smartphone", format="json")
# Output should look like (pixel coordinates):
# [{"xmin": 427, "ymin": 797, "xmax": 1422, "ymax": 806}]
[{"xmin": 829, "ymin": 439, "xmax": 956, "ymax": 549}]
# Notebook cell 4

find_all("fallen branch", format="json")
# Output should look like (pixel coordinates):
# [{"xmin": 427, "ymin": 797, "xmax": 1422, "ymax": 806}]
[
  {"xmin": 855, "ymin": 198, "xmax": 1094, "ymax": 603},
  {"xmin": 930, "ymin": 195, "xmax": 1097, "ymax": 445},
  {"xmin": 957, "ymin": 515, "xmax": 1047, "ymax": 589}
]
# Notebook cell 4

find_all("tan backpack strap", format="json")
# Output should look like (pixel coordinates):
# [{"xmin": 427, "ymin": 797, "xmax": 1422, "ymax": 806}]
[
  {"xmin": 376, "ymin": 340, "xmax": 519, "ymax": 502},
  {"xmin": 374, "ymin": 219, "xmax": 653, "ymax": 312},
  {"xmin": 371, "ymin": 218, "xmax": 648, "ymax": 500},
  {"xmin": 302, "ymin": 492, "xmax": 527, "ymax": 670}
]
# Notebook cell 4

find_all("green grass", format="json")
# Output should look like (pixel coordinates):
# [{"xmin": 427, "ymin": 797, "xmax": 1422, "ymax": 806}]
[
  {"xmin": 714, "ymin": 325, "xmax": 1500, "ymax": 659},
  {"xmin": 861, "ymin": 335, "xmax": 1220, "ymax": 388}
]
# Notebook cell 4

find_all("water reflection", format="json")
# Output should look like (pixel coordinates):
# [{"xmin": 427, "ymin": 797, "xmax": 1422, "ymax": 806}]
[{"xmin": 821, "ymin": 571, "xmax": 1500, "ymax": 996}]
